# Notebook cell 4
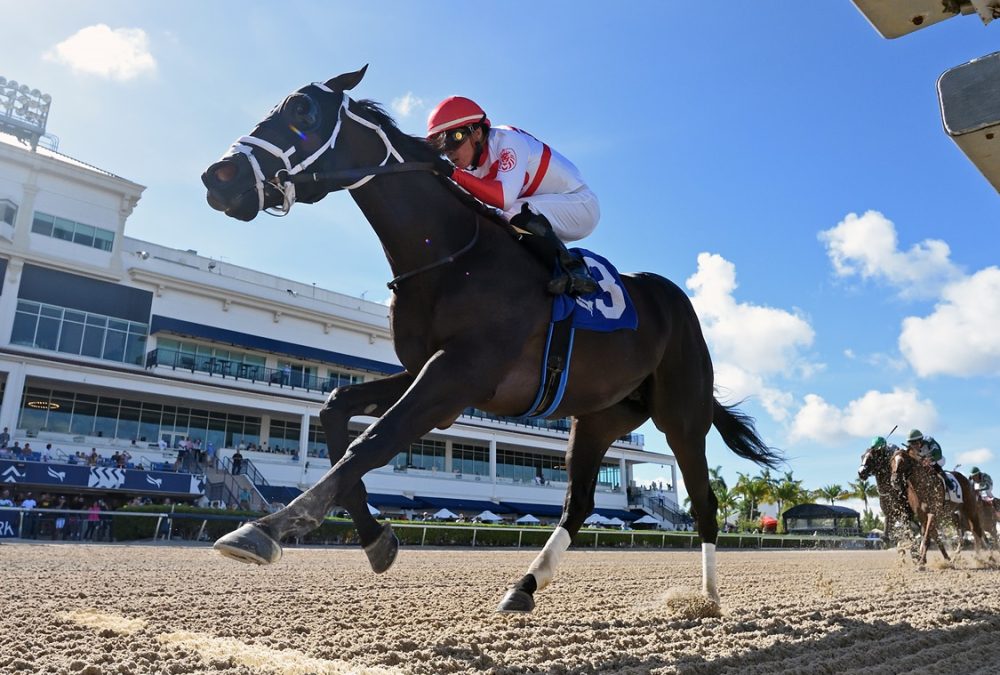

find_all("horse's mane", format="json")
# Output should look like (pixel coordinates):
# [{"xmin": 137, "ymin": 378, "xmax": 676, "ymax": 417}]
[{"xmin": 355, "ymin": 100, "xmax": 514, "ymax": 234}]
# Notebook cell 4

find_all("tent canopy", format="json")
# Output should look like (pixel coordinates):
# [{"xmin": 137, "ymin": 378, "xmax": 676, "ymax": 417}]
[
  {"xmin": 475, "ymin": 510, "xmax": 503, "ymax": 522},
  {"xmin": 367, "ymin": 503, "xmax": 381, "ymax": 516},
  {"xmin": 515, "ymin": 514, "xmax": 540, "ymax": 524},
  {"xmin": 432, "ymin": 508, "xmax": 458, "ymax": 520},
  {"xmin": 584, "ymin": 513, "xmax": 609, "ymax": 525},
  {"xmin": 633, "ymin": 515, "xmax": 660, "ymax": 525}
]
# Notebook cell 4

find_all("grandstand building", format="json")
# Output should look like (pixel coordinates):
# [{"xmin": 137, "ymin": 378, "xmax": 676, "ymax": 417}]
[{"xmin": 0, "ymin": 130, "xmax": 683, "ymax": 527}]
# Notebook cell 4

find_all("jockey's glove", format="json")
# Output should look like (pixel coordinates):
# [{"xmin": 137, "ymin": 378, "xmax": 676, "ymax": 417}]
[{"xmin": 433, "ymin": 156, "xmax": 455, "ymax": 178}]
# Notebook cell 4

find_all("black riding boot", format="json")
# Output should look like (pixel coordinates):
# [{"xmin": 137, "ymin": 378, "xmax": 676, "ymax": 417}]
[{"xmin": 512, "ymin": 207, "xmax": 598, "ymax": 296}]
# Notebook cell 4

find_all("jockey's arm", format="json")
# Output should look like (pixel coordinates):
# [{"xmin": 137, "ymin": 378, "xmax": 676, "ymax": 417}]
[{"xmin": 451, "ymin": 170, "xmax": 507, "ymax": 209}]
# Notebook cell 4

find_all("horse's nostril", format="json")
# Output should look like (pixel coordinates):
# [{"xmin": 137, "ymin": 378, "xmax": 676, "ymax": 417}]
[{"xmin": 214, "ymin": 162, "xmax": 237, "ymax": 183}]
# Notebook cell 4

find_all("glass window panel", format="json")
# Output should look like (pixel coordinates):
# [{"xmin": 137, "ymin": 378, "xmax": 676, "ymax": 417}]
[
  {"xmin": 10, "ymin": 311, "xmax": 38, "ymax": 346},
  {"xmin": 58, "ymin": 320, "xmax": 84, "ymax": 354},
  {"xmin": 124, "ymin": 332, "xmax": 145, "ymax": 365},
  {"xmin": 52, "ymin": 216, "xmax": 75, "ymax": 240},
  {"xmin": 94, "ymin": 228, "xmax": 114, "ymax": 251},
  {"xmin": 18, "ymin": 406, "xmax": 47, "ymax": 434},
  {"xmin": 31, "ymin": 212, "xmax": 54, "ymax": 236},
  {"xmin": 81, "ymin": 325, "xmax": 104, "ymax": 358},
  {"xmin": 70, "ymin": 396, "xmax": 97, "ymax": 435},
  {"xmin": 108, "ymin": 319, "xmax": 129, "ymax": 332},
  {"xmin": 117, "ymin": 406, "xmax": 141, "ymax": 442},
  {"xmin": 94, "ymin": 402, "xmax": 119, "ymax": 438},
  {"xmin": 36, "ymin": 316, "xmax": 60, "ymax": 350},
  {"xmin": 85, "ymin": 315, "xmax": 107, "ymax": 327},
  {"xmin": 40, "ymin": 306, "xmax": 62, "ymax": 318},
  {"xmin": 73, "ymin": 223, "xmax": 95, "ymax": 247},
  {"xmin": 64, "ymin": 310, "xmax": 86, "ymax": 323},
  {"xmin": 46, "ymin": 396, "xmax": 74, "ymax": 432},
  {"xmin": 103, "ymin": 329, "xmax": 126, "ymax": 362}
]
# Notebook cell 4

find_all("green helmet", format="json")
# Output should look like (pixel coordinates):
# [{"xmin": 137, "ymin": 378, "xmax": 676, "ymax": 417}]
[
  {"xmin": 906, "ymin": 429, "xmax": 924, "ymax": 444},
  {"xmin": 971, "ymin": 467, "xmax": 981, "ymax": 476},
  {"xmin": 870, "ymin": 436, "xmax": 887, "ymax": 450}
]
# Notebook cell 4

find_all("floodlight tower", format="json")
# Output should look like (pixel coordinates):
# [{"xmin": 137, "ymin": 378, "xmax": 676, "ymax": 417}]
[
  {"xmin": 0, "ymin": 75, "xmax": 53, "ymax": 151},
  {"xmin": 852, "ymin": 0, "xmax": 1000, "ymax": 192}
]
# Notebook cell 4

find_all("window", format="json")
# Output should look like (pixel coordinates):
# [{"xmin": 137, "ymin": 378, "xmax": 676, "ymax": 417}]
[
  {"xmin": 10, "ymin": 300, "xmax": 148, "ymax": 365},
  {"xmin": 0, "ymin": 198, "xmax": 16, "ymax": 226},
  {"xmin": 31, "ymin": 211, "xmax": 115, "ymax": 252}
]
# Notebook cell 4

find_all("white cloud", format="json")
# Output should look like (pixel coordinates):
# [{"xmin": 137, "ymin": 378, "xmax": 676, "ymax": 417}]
[
  {"xmin": 44, "ymin": 25, "xmax": 156, "ymax": 81},
  {"xmin": 687, "ymin": 253, "xmax": 816, "ymax": 377},
  {"xmin": 391, "ymin": 92, "xmax": 423, "ymax": 118},
  {"xmin": 685, "ymin": 253, "xmax": 817, "ymax": 421},
  {"xmin": 899, "ymin": 267, "xmax": 1000, "ymax": 377},
  {"xmin": 956, "ymin": 448, "xmax": 994, "ymax": 467},
  {"xmin": 789, "ymin": 387, "xmax": 937, "ymax": 445},
  {"xmin": 818, "ymin": 210, "xmax": 961, "ymax": 299}
]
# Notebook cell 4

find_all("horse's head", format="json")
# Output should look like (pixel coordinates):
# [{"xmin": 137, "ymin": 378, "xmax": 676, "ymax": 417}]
[
  {"xmin": 858, "ymin": 436, "xmax": 891, "ymax": 480},
  {"xmin": 889, "ymin": 450, "xmax": 911, "ymax": 492},
  {"xmin": 202, "ymin": 66, "xmax": 369, "ymax": 221}
]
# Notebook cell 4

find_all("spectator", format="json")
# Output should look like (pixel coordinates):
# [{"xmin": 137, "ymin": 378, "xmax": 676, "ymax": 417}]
[
  {"xmin": 0, "ymin": 426, "xmax": 9, "ymax": 449},
  {"xmin": 231, "ymin": 449, "xmax": 244, "ymax": 475},
  {"xmin": 42, "ymin": 443, "xmax": 53, "ymax": 462},
  {"xmin": 67, "ymin": 452, "xmax": 79, "ymax": 465},
  {"xmin": 9, "ymin": 441, "xmax": 22, "ymax": 458},
  {"xmin": 158, "ymin": 437, "xmax": 167, "ymax": 452},
  {"xmin": 20, "ymin": 492, "xmax": 38, "ymax": 539},
  {"xmin": 53, "ymin": 495, "xmax": 68, "ymax": 540},
  {"xmin": 22, "ymin": 442, "xmax": 33, "ymax": 459},
  {"xmin": 84, "ymin": 501, "xmax": 101, "ymax": 540},
  {"xmin": 175, "ymin": 440, "xmax": 189, "ymax": 472},
  {"xmin": 0, "ymin": 489, "xmax": 13, "ymax": 507},
  {"xmin": 111, "ymin": 451, "xmax": 122, "ymax": 468},
  {"xmin": 206, "ymin": 441, "xmax": 216, "ymax": 469},
  {"xmin": 87, "ymin": 448, "xmax": 100, "ymax": 466}
]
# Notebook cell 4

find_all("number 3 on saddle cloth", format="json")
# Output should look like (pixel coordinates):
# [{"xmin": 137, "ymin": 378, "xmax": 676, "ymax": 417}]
[
  {"xmin": 517, "ymin": 249, "xmax": 638, "ymax": 418},
  {"xmin": 941, "ymin": 472, "xmax": 964, "ymax": 504}
]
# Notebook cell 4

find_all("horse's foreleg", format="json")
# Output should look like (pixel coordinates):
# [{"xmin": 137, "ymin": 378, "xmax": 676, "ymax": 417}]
[
  {"xmin": 498, "ymin": 403, "xmax": 649, "ymax": 614},
  {"xmin": 214, "ymin": 373, "xmax": 414, "ymax": 567},
  {"xmin": 919, "ymin": 513, "xmax": 935, "ymax": 565}
]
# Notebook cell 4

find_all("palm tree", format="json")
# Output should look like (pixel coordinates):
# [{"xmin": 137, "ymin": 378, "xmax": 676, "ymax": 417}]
[
  {"xmin": 716, "ymin": 486, "xmax": 738, "ymax": 528},
  {"xmin": 815, "ymin": 484, "xmax": 847, "ymax": 505},
  {"xmin": 772, "ymin": 473, "xmax": 808, "ymax": 516},
  {"xmin": 848, "ymin": 478, "xmax": 879, "ymax": 513},
  {"xmin": 708, "ymin": 465, "xmax": 727, "ymax": 494},
  {"xmin": 733, "ymin": 472, "xmax": 771, "ymax": 520}
]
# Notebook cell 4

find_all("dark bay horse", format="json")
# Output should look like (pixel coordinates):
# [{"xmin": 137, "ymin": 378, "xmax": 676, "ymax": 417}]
[
  {"xmin": 201, "ymin": 66, "xmax": 780, "ymax": 613},
  {"xmin": 857, "ymin": 441, "xmax": 912, "ymax": 545},
  {"xmin": 890, "ymin": 453, "xmax": 985, "ymax": 565}
]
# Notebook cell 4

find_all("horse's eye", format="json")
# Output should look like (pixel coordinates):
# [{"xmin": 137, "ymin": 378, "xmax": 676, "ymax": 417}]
[{"xmin": 285, "ymin": 95, "xmax": 319, "ymax": 130}]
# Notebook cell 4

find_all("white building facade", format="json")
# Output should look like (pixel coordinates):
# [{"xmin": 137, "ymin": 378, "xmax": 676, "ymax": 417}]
[{"xmin": 0, "ymin": 133, "xmax": 683, "ymax": 523}]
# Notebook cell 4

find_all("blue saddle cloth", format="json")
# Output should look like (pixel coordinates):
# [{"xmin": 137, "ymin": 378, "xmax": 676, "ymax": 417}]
[{"xmin": 551, "ymin": 249, "xmax": 638, "ymax": 332}]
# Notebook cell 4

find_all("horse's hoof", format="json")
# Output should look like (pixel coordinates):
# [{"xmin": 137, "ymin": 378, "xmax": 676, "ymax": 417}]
[
  {"xmin": 214, "ymin": 523, "xmax": 282, "ymax": 565},
  {"xmin": 364, "ymin": 524, "xmax": 398, "ymax": 574},
  {"xmin": 496, "ymin": 588, "xmax": 535, "ymax": 614}
]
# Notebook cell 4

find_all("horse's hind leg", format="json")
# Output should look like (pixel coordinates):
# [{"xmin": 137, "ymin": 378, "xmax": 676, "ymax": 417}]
[
  {"xmin": 214, "ymin": 373, "xmax": 414, "ymax": 567},
  {"xmin": 497, "ymin": 402, "xmax": 649, "ymax": 613}
]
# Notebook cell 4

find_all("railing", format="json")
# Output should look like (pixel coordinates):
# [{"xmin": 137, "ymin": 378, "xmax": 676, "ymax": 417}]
[
  {"xmin": 144, "ymin": 348, "xmax": 643, "ymax": 444},
  {"xmin": 145, "ymin": 347, "xmax": 357, "ymax": 394},
  {"xmin": 630, "ymin": 492, "xmax": 692, "ymax": 526}
]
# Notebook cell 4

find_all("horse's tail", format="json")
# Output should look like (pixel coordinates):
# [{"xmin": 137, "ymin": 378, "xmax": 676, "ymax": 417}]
[{"xmin": 712, "ymin": 399, "xmax": 782, "ymax": 469}]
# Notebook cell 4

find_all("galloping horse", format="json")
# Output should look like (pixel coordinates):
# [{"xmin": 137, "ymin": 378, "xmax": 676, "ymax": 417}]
[
  {"xmin": 890, "ymin": 453, "xmax": 985, "ymax": 565},
  {"xmin": 857, "ymin": 441, "xmax": 912, "ymax": 545},
  {"xmin": 201, "ymin": 66, "xmax": 780, "ymax": 613}
]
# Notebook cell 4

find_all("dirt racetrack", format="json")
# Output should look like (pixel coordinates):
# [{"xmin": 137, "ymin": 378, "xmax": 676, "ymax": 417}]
[{"xmin": 2, "ymin": 542, "xmax": 1000, "ymax": 674}]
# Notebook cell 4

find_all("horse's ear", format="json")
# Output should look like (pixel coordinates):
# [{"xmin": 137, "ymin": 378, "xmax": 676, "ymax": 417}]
[{"xmin": 325, "ymin": 65, "xmax": 368, "ymax": 92}]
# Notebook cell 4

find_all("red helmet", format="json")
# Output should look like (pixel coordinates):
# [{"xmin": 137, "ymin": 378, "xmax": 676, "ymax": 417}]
[{"xmin": 426, "ymin": 96, "xmax": 490, "ymax": 137}]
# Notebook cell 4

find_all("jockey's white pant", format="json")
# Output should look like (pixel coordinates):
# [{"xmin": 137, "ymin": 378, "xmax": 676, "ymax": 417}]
[{"xmin": 504, "ymin": 186, "xmax": 600, "ymax": 243}]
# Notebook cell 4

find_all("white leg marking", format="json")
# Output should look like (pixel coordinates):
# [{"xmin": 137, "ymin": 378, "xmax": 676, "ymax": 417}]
[
  {"xmin": 526, "ymin": 526, "xmax": 572, "ymax": 590},
  {"xmin": 702, "ymin": 542, "xmax": 719, "ymax": 603}
]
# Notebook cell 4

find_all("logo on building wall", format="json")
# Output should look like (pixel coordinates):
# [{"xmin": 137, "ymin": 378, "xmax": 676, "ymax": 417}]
[
  {"xmin": 47, "ymin": 467, "xmax": 66, "ymax": 482},
  {"xmin": 2, "ymin": 466, "xmax": 24, "ymax": 483},
  {"xmin": 88, "ymin": 467, "xmax": 125, "ymax": 489},
  {"xmin": 146, "ymin": 475, "xmax": 163, "ymax": 489}
]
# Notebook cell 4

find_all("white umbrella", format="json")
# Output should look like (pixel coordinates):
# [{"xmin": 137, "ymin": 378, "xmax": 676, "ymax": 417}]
[
  {"xmin": 433, "ymin": 508, "xmax": 459, "ymax": 520},
  {"xmin": 633, "ymin": 515, "xmax": 659, "ymax": 525},
  {"xmin": 584, "ymin": 513, "xmax": 609, "ymax": 525},
  {"xmin": 515, "ymin": 513, "xmax": 540, "ymax": 524},
  {"xmin": 367, "ymin": 503, "xmax": 381, "ymax": 516},
  {"xmin": 475, "ymin": 510, "xmax": 503, "ymax": 522}
]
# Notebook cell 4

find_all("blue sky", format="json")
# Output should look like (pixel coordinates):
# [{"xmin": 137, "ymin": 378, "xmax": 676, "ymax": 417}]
[{"xmin": 4, "ymin": 3, "xmax": 999, "ymax": 509}]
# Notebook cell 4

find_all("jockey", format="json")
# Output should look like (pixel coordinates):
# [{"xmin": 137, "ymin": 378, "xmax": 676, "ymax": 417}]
[
  {"xmin": 427, "ymin": 96, "xmax": 599, "ymax": 296},
  {"xmin": 905, "ymin": 428, "xmax": 948, "ymax": 481},
  {"xmin": 970, "ymin": 467, "xmax": 995, "ymax": 500}
]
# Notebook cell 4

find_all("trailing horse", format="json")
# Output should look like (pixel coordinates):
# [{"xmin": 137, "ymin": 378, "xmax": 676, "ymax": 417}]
[
  {"xmin": 201, "ymin": 66, "xmax": 781, "ymax": 613},
  {"xmin": 857, "ymin": 441, "xmax": 912, "ymax": 545},
  {"xmin": 890, "ymin": 452, "xmax": 985, "ymax": 565}
]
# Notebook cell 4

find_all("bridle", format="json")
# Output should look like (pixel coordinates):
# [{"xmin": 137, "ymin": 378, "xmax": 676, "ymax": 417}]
[{"xmin": 223, "ymin": 83, "xmax": 479, "ymax": 289}]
